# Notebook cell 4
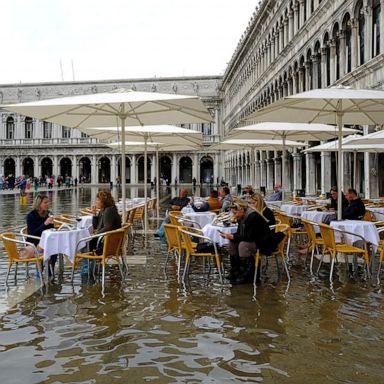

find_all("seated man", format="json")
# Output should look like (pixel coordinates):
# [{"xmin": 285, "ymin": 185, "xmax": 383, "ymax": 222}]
[
  {"xmin": 220, "ymin": 186, "xmax": 233, "ymax": 212},
  {"xmin": 265, "ymin": 184, "xmax": 282, "ymax": 201},
  {"xmin": 342, "ymin": 188, "xmax": 366, "ymax": 220}
]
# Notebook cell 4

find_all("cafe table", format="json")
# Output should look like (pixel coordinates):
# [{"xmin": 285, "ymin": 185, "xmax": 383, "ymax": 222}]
[
  {"xmin": 202, "ymin": 223, "xmax": 238, "ymax": 247},
  {"xmin": 280, "ymin": 204, "xmax": 309, "ymax": 216},
  {"xmin": 38, "ymin": 227, "xmax": 90, "ymax": 263},
  {"xmin": 181, "ymin": 211, "xmax": 216, "ymax": 228},
  {"xmin": 301, "ymin": 210, "xmax": 337, "ymax": 233}
]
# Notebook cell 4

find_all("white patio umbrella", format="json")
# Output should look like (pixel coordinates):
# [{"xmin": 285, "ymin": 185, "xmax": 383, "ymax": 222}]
[
  {"xmin": 210, "ymin": 138, "xmax": 307, "ymax": 194},
  {"xmin": 108, "ymin": 140, "xmax": 202, "ymax": 221},
  {"xmin": 245, "ymin": 87, "xmax": 384, "ymax": 219},
  {"xmin": 2, "ymin": 89, "xmax": 211, "ymax": 223},
  {"xmin": 81, "ymin": 125, "xmax": 203, "ymax": 233},
  {"xmin": 229, "ymin": 122, "xmax": 358, "ymax": 199},
  {"xmin": 342, "ymin": 129, "xmax": 384, "ymax": 146}
]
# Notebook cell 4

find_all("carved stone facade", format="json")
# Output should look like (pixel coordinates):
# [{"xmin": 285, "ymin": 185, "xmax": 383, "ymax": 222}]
[
  {"xmin": 221, "ymin": 0, "xmax": 384, "ymax": 197},
  {"xmin": 0, "ymin": 76, "xmax": 223, "ymax": 185}
]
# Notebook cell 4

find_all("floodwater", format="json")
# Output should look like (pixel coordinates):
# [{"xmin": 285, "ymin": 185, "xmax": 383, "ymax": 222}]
[{"xmin": 0, "ymin": 187, "xmax": 383, "ymax": 383}]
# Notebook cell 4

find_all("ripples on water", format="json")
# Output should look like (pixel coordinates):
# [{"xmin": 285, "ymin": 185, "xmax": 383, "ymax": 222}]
[{"xmin": 0, "ymin": 188, "xmax": 383, "ymax": 383}]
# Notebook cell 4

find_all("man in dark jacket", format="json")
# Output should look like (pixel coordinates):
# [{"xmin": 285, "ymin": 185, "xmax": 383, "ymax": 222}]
[
  {"xmin": 326, "ymin": 186, "xmax": 348, "ymax": 212},
  {"xmin": 219, "ymin": 201, "xmax": 283, "ymax": 284},
  {"xmin": 343, "ymin": 188, "xmax": 366, "ymax": 220}
]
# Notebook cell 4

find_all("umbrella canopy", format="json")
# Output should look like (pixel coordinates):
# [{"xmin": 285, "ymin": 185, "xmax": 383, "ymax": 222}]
[
  {"xmin": 229, "ymin": 122, "xmax": 358, "ymax": 199},
  {"xmin": 2, "ymin": 89, "xmax": 212, "ymax": 227},
  {"xmin": 210, "ymin": 138, "xmax": 307, "ymax": 151},
  {"xmin": 342, "ymin": 129, "xmax": 384, "ymax": 146},
  {"xmin": 108, "ymin": 140, "xmax": 202, "ymax": 221},
  {"xmin": 245, "ymin": 87, "xmax": 384, "ymax": 218}
]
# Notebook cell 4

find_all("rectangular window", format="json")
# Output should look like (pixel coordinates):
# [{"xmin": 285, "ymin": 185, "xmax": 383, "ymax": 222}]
[
  {"xmin": 25, "ymin": 121, "xmax": 33, "ymax": 139},
  {"xmin": 6, "ymin": 126, "xmax": 14, "ymax": 139},
  {"xmin": 43, "ymin": 122, "xmax": 52, "ymax": 139},
  {"xmin": 62, "ymin": 126, "xmax": 71, "ymax": 138},
  {"xmin": 81, "ymin": 131, "xmax": 88, "ymax": 138},
  {"xmin": 202, "ymin": 123, "xmax": 212, "ymax": 136}
]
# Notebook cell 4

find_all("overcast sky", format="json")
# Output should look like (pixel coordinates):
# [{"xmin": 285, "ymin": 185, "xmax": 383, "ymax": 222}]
[{"xmin": 1, "ymin": 0, "xmax": 258, "ymax": 84}]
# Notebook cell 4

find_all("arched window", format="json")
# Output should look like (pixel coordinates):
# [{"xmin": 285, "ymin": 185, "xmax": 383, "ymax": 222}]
[
  {"xmin": 6, "ymin": 117, "xmax": 14, "ymax": 139},
  {"xmin": 62, "ymin": 126, "xmax": 71, "ymax": 138},
  {"xmin": 372, "ymin": 0, "xmax": 381, "ymax": 57},
  {"xmin": 25, "ymin": 117, "xmax": 33, "ymax": 139}
]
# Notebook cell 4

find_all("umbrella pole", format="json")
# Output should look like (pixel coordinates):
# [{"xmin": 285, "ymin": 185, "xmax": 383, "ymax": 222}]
[
  {"xmin": 337, "ymin": 107, "xmax": 343, "ymax": 220},
  {"xmin": 144, "ymin": 135, "xmax": 148, "ymax": 235},
  {"xmin": 282, "ymin": 135, "xmax": 286, "ymax": 201},
  {"xmin": 120, "ymin": 114, "xmax": 127, "ymax": 223},
  {"xmin": 156, "ymin": 146, "xmax": 160, "ymax": 222}
]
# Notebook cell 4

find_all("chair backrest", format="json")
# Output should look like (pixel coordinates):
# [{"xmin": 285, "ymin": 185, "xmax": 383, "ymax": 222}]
[
  {"xmin": 362, "ymin": 210, "xmax": 375, "ymax": 222},
  {"xmin": 120, "ymin": 224, "xmax": 131, "ymax": 253},
  {"xmin": 102, "ymin": 228, "xmax": 126, "ymax": 258},
  {"xmin": 164, "ymin": 224, "xmax": 182, "ymax": 252},
  {"xmin": 148, "ymin": 198, "xmax": 157, "ymax": 210},
  {"xmin": 318, "ymin": 224, "xmax": 336, "ymax": 251},
  {"xmin": 169, "ymin": 211, "xmax": 182, "ymax": 225},
  {"xmin": 179, "ymin": 228, "xmax": 196, "ymax": 256},
  {"xmin": 133, "ymin": 206, "xmax": 145, "ymax": 220},
  {"xmin": 274, "ymin": 224, "xmax": 289, "ymax": 254},
  {"xmin": 274, "ymin": 211, "xmax": 291, "ymax": 227},
  {"xmin": 301, "ymin": 219, "xmax": 317, "ymax": 246},
  {"xmin": 0, "ymin": 232, "xmax": 19, "ymax": 261}
]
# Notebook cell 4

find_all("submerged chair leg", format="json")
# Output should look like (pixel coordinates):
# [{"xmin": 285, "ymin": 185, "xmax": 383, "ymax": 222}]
[
  {"xmin": 377, "ymin": 258, "xmax": 382, "ymax": 285},
  {"xmin": 329, "ymin": 256, "xmax": 336, "ymax": 284},
  {"xmin": 5, "ymin": 264, "xmax": 12, "ymax": 286}
]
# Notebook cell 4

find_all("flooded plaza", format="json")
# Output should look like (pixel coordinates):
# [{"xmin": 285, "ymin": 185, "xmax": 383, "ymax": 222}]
[{"xmin": 0, "ymin": 187, "xmax": 383, "ymax": 384}]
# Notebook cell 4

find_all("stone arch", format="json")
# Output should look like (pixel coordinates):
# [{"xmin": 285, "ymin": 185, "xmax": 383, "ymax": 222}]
[
  {"xmin": 4, "ymin": 157, "xmax": 15, "ymax": 177},
  {"xmin": 179, "ymin": 156, "xmax": 192, "ymax": 183},
  {"xmin": 22, "ymin": 157, "xmax": 34, "ymax": 177},
  {"xmin": 98, "ymin": 156, "xmax": 111, "ymax": 183},
  {"xmin": 137, "ymin": 155, "xmax": 151, "ymax": 183},
  {"xmin": 160, "ymin": 155, "xmax": 172, "ymax": 183},
  {"xmin": 59, "ymin": 157, "xmax": 72, "ymax": 177},
  {"xmin": 200, "ymin": 155, "xmax": 214, "ymax": 184},
  {"xmin": 41, "ymin": 157, "xmax": 53, "ymax": 178},
  {"xmin": 79, "ymin": 156, "xmax": 91, "ymax": 183}
]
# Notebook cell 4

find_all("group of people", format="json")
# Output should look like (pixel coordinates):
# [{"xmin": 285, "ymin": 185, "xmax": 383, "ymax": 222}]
[{"xmin": 25, "ymin": 189, "xmax": 121, "ymax": 280}]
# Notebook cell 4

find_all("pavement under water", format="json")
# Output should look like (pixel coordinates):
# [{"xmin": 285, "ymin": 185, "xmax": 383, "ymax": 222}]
[{"xmin": 0, "ymin": 187, "xmax": 383, "ymax": 383}]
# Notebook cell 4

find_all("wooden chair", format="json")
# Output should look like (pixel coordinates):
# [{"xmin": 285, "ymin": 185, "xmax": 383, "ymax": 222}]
[
  {"xmin": 362, "ymin": 210, "xmax": 375, "ymax": 222},
  {"xmin": 254, "ymin": 224, "xmax": 290, "ymax": 286},
  {"xmin": 0, "ymin": 232, "xmax": 44, "ymax": 286},
  {"xmin": 318, "ymin": 223, "xmax": 370, "ymax": 284},
  {"xmin": 164, "ymin": 224, "xmax": 184, "ymax": 275},
  {"xmin": 179, "ymin": 228, "xmax": 223, "ymax": 284},
  {"xmin": 301, "ymin": 219, "xmax": 325, "ymax": 275},
  {"xmin": 376, "ymin": 227, "xmax": 384, "ymax": 285},
  {"xmin": 71, "ymin": 228, "xmax": 126, "ymax": 292}
]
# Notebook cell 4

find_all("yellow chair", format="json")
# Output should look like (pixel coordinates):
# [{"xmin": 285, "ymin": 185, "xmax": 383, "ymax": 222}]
[
  {"xmin": 0, "ymin": 232, "xmax": 44, "ymax": 286},
  {"xmin": 179, "ymin": 228, "xmax": 223, "ymax": 284},
  {"xmin": 318, "ymin": 223, "xmax": 370, "ymax": 284},
  {"xmin": 132, "ymin": 206, "xmax": 145, "ymax": 229},
  {"xmin": 71, "ymin": 228, "xmax": 126, "ymax": 292},
  {"xmin": 254, "ymin": 224, "xmax": 290, "ymax": 285},
  {"xmin": 376, "ymin": 227, "xmax": 384, "ymax": 285},
  {"xmin": 169, "ymin": 210, "xmax": 182, "ymax": 225},
  {"xmin": 362, "ymin": 210, "xmax": 375, "ymax": 222},
  {"xmin": 164, "ymin": 224, "xmax": 184, "ymax": 274},
  {"xmin": 301, "ymin": 219, "xmax": 325, "ymax": 275}
]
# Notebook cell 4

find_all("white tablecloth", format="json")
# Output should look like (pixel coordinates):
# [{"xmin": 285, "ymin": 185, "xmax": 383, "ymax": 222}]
[
  {"xmin": 182, "ymin": 212, "xmax": 216, "ymax": 228},
  {"xmin": 366, "ymin": 207, "xmax": 384, "ymax": 221},
  {"xmin": 330, "ymin": 220, "xmax": 379, "ymax": 250},
  {"xmin": 202, "ymin": 224, "xmax": 238, "ymax": 247},
  {"xmin": 78, "ymin": 215, "xmax": 93, "ymax": 229},
  {"xmin": 265, "ymin": 201, "xmax": 282, "ymax": 208},
  {"xmin": 38, "ymin": 228, "xmax": 90, "ymax": 262},
  {"xmin": 280, "ymin": 204, "xmax": 309, "ymax": 216},
  {"xmin": 301, "ymin": 210, "xmax": 336, "ymax": 232}
]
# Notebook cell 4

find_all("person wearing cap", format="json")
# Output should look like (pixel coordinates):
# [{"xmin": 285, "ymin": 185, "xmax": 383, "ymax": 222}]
[{"xmin": 219, "ymin": 200, "xmax": 284, "ymax": 284}]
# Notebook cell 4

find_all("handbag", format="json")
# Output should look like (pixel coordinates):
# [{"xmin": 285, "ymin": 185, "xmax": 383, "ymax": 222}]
[{"xmin": 196, "ymin": 242, "xmax": 215, "ymax": 254}]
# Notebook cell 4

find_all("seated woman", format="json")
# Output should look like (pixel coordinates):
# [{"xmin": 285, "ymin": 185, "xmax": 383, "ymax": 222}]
[
  {"xmin": 91, "ymin": 190, "xmax": 122, "ymax": 254},
  {"xmin": 26, "ymin": 194, "xmax": 55, "ymax": 277},
  {"xmin": 248, "ymin": 192, "xmax": 276, "ymax": 226}
]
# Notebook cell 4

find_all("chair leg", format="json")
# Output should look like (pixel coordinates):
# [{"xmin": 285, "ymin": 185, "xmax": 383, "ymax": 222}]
[
  {"xmin": 310, "ymin": 247, "xmax": 315, "ymax": 276},
  {"xmin": 214, "ymin": 255, "xmax": 223, "ymax": 284},
  {"xmin": 71, "ymin": 258, "xmax": 76, "ymax": 282},
  {"xmin": 5, "ymin": 263, "xmax": 12, "ymax": 286},
  {"xmin": 282, "ymin": 257, "xmax": 290, "ymax": 282},
  {"xmin": 254, "ymin": 252, "xmax": 260, "ymax": 285},
  {"xmin": 182, "ymin": 256, "xmax": 190, "ymax": 281},
  {"xmin": 14, "ymin": 262, "xmax": 18, "ymax": 283},
  {"xmin": 377, "ymin": 257, "xmax": 382, "ymax": 286},
  {"xmin": 286, "ymin": 237, "xmax": 291, "ymax": 260},
  {"xmin": 329, "ymin": 256, "xmax": 336, "ymax": 284},
  {"xmin": 102, "ymin": 262, "xmax": 105, "ymax": 291}
]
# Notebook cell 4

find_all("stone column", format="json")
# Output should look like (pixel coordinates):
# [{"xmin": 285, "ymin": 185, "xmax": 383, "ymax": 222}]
[
  {"xmin": 279, "ymin": 25, "xmax": 284, "ymax": 52},
  {"xmin": 365, "ymin": 4, "xmax": 373, "ymax": 61},
  {"xmin": 343, "ymin": 153, "xmax": 352, "ymax": 191},
  {"xmin": 321, "ymin": 47, "xmax": 328, "ymax": 88},
  {"xmin": 193, "ymin": 153, "xmax": 199, "ymax": 183},
  {"xmin": 293, "ymin": 4, "xmax": 299, "ymax": 35},
  {"xmin": 271, "ymin": 39, "xmax": 275, "ymax": 62},
  {"xmin": 381, "ymin": 1, "xmax": 384, "ymax": 56},
  {"xmin": 293, "ymin": 151, "xmax": 302, "ymax": 192},
  {"xmin": 339, "ymin": 31, "xmax": 346, "ymax": 78},
  {"xmin": 298, "ymin": 67, "xmax": 305, "ymax": 93},
  {"xmin": 314, "ymin": 0, "xmax": 319, "ymax": 8},
  {"xmin": 364, "ymin": 153, "xmax": 379, "ymax": 199},
  {"xmin": 351, "ymin": 18, "xmax": 358, "ymax": 69},
  {"xmin": 131, "ymin": 154, "xmax": 137, "ymax": 184},
  {"xmin": 305, "ymin": 61, "xmax": 311, "ymax": 91},
  {"xmin": 53, "ymin": 155, "xmax": 59, "ymax": 178},
  {"xmin": 34, "ymin": 156, "xmax": 39, "ymax": 178},
  {"xmin": 312, "ymin": 55, "xmax": 319, "ymax": 89},
  {"xmin": 321, "ymin": 150, "xmax": 332, "ymax": 194},
  {"xmin": 305, "ymin": 153, "xmax": 316, "ymax": 195},
  {"xmin": 288, "ymin": 10, "xmax": 294, "ymax": 42},
  {"xmin": 150, "ymin": 155, "xmax": 156, "ymax": 183},
  {"xmin": 254, "ymin": 153, "xmax": 261, "ymax": 189},
  {"xmin": 72, "ymin": 155, "xmax": 76, "ymax": 178},
  {"xmin": 172, "ymin": 153, "xmax": 177, "ymax": 184},
  {"xmin": 214, "ymin": 153, "xmax": 219, "ymax": 184},
  {"xmin": 274, "ymin": 155, "xmax": 282, "ymax": 186},
  {"xmin": 306, "ymin": 0, "xmax": 311, "ymax": 21},
  {"xmin": 267, "ymin": 158, "xmax": 274, "ymax": 191},
  {"xmin": 111, "ymin": 155, "xmax": 116, "ymax": 185},
  {"xmin": 91, "ymin": 155, "xmax": 97, "ymax": 184},
  {"xmin": 329, "ymin": 40, "xmax": 336, "ymax": 84},
  {"xmin": 260, "ymin": 152, "xmax": 266, "ymax": 188},
  {"xmin": 284, "ymin": 17, "xmax": 289, "ymax": 46},
  {"xmin": 299, "ymin": 0, "xmax": 305, "ymax": 27}
]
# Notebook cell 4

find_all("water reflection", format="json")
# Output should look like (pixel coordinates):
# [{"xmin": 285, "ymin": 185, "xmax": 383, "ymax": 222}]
[{"xmin": 0, "ymin": 187, "xmax": 383, "ymax": 383}]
